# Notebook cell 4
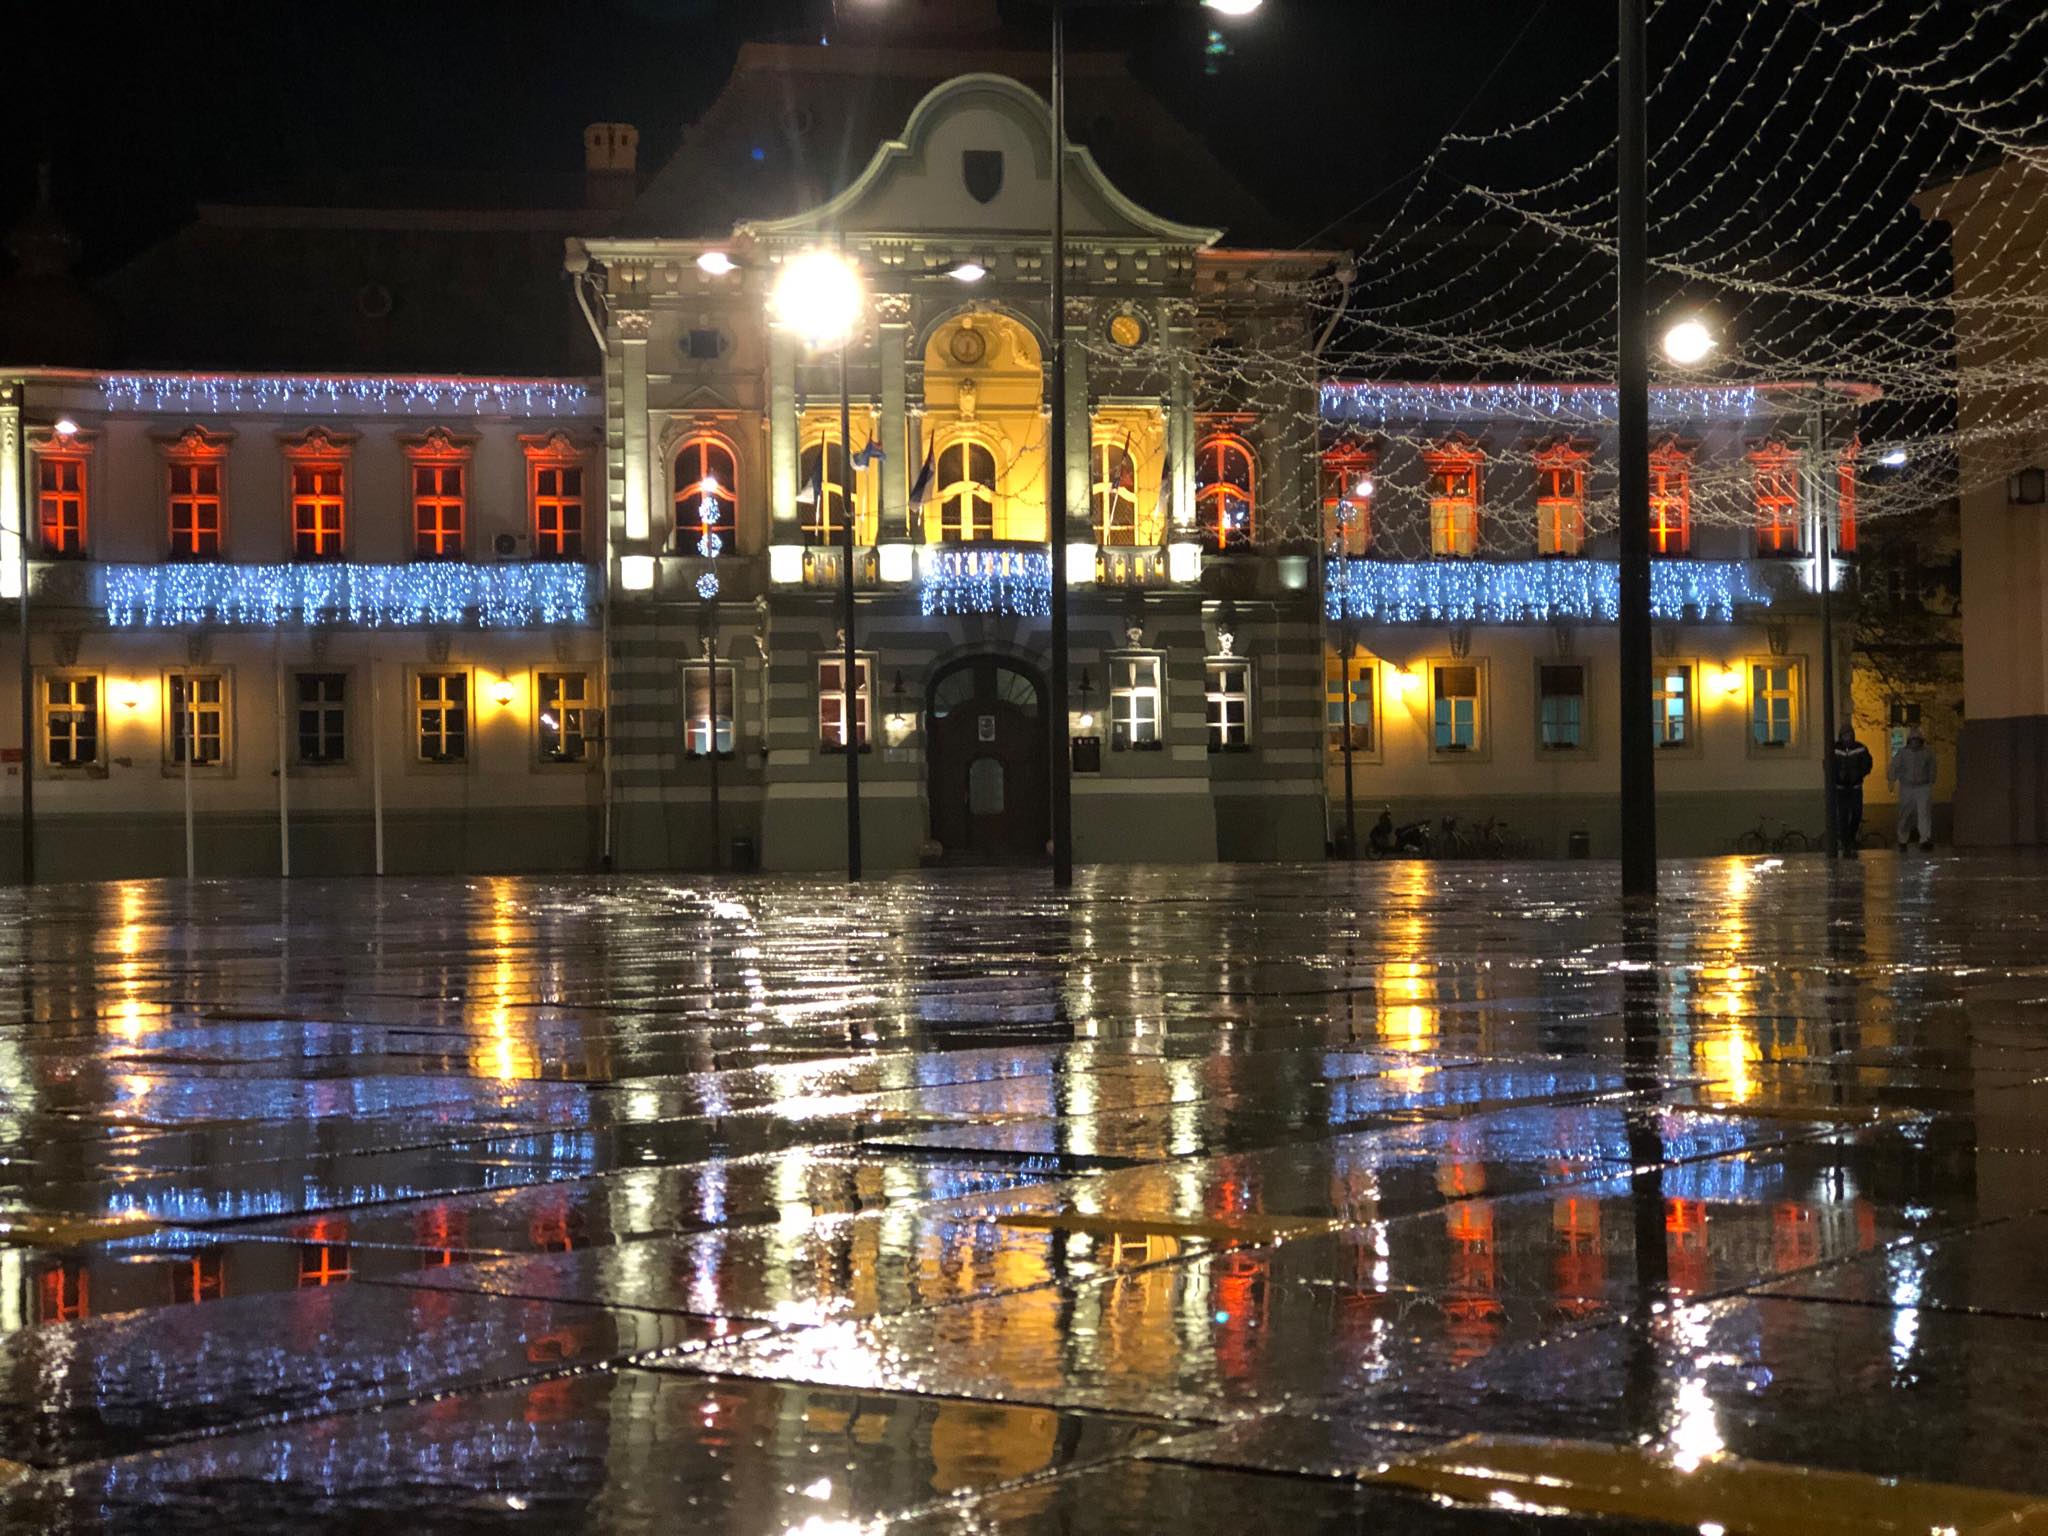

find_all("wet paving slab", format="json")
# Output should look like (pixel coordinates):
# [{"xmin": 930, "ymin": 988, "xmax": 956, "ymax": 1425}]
[{"xmin": 6, "ymin": 856, "xmax": 2048, "ymax": 1526}]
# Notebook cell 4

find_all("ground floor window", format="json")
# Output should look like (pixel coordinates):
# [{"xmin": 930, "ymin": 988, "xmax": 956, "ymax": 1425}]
[
  {"xmin": 1654, "ymin": 666, "xmax": 1692, "ymax": 747},
  {"xmin": 538, "ymin": 671, "xmax": 592, "ymax": 762},
  {"xmin": 1752, "ymin": 661, "xmax": 1797, "ymax": 748},
  {"xmin": 1432, "ymin": 664, "xmax": 1480, "ymax": 753},
  {"xmin": 168, "ymin": 672, "xmax": 227, "ymax": 767},
  {"xmin": 1326, "ymin": 654, "xmax": 1373, "ymax": 753},
  {"xmin": 296, "ymin": 672, "xmax": 347, "ymax": 764},
  {"xmin": 1538, "ymin": 664, "xmax": 1584, "ymax": 750},
  {"xmin": 1206, "ymin": 659, "xmax": 1252, "ymax": 750},
  {"xmin": 416, "ymin": 671, "xmax": 468, "ymax": 762},
  {"xmin": 44, "ymin": 675, "xmax": 99, "ymax": 768},
  {"xmin": 1110, "ymin": 654, "xmax": 1162, "ymax": 749},
  {"xmin": 684, "ymin": 662, "xmax": 737, "ymax": 756},
  {"xmin": 818, "ymin": 656, "xmax": 872, "ymax": 750}
]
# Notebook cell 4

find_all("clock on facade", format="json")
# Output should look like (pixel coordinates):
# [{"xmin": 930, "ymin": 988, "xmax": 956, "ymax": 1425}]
[
  {"xmin": 1108, "ymin": 312, "xmax": 1147, "ymax": 349},
  {"xmin": 948, "ymin": 327, "xmax": 988, "ymax": 365}
]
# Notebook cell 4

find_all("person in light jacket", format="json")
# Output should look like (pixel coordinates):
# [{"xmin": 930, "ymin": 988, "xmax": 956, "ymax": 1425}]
[{"xmin": 1888, "ymin": 727, "xmax": 1938, "ymax": 851}]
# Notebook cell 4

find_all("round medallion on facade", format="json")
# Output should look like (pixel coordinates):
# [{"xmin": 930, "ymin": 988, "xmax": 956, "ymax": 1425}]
[
  {"xmin": 1108, "ymin": 311, "xmax": 1147, "ymax": 350},
  {"xmin": 948, "ymin": 327, "xmax": 989, "ymax": 365}
]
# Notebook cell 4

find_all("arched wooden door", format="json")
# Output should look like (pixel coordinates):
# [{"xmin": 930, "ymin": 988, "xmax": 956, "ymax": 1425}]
[{"xmin": 927, "ymin": 656, "xmax": 1048, "ymax": 863}]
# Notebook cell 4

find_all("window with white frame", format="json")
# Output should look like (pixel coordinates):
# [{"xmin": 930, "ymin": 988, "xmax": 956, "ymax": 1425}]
[
  {"xmin": 1109, "ymin": 654, "xmax": 1162, "ymax": 749},
  {"xmin": 684, "ymin": 663, "xmax": 737, "ymax": 756},
  {"xmin": 1654, "ymin": 666, "xmax": 1693, "ymax": 747},
  {"xmin": 818, "ymin": 656, "xmax": 872, "ymax": 750},
  {"xmin": 538, "ymin": 671, "xmax": 592, "ymax": 762},
  {"xmin": 168, "ymin": 672, "xmax": 228, "ymax": 767},
  {"xmin": 44, "ymin": 675, "xmax": 100, "ymax": 768},
  {"xmin": 1326, "ymin": 654, "xmax": 1373, "ymax": 753},
  {"xmin": 416, "ymin": 671, "xmax": 468, "ymax": 762},
  {"xmin": 1538, "ymin": 664, "xmax": 1585, "ymax": 749},
  {"xmin": 1432, "ymin": 664, "xmax": 1481, "ymax": 752},
  {"xmin": 295, "ymin": 672, "xmax": 347, "ymax": 765},
  {"xmin": 1751, "ymin": 661, "xmax": 1798, "ymax": 748},
  {"xmin": 1206, "ymin": 658, "xmax": 1252, "ymax": 749}
]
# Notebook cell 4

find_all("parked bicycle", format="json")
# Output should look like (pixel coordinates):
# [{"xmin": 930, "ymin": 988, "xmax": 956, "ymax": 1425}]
[{"xmin": 1733, "ymin": 816, "xmax": 1812, "ymax": 854}]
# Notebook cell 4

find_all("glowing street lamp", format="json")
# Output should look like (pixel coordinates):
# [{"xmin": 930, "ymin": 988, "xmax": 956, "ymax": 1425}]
[
  {"xmin": 769, "ymin": 248, "xmax": 864, "ymax": 349},
  {"xmin": 1202, "ymin": 0, "xmax": 1264, "ymax": 13},
  {"xmin": 1661, "ymin": 317, "xmax": 1716, "ymax": 366},
  {"xmin": 695, "ymin": 251, "xmax": 737, "ymax": 276}
]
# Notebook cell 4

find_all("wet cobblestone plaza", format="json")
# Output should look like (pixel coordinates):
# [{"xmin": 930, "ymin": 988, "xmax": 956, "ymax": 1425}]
[{"xmin": 3, "ymin": 855, "xmax": 2048, "ymax": 1532}]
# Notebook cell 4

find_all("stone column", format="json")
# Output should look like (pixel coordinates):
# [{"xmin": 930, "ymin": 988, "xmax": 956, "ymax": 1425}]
[
  {"xmin": 617, "ymin": 310, "xmax": 652, "ymax": 544},
  {"xmin": 1062, "ymin": 297, "xmax": 1092, "ymax": 541},
  {"xmin": 876, "ymin": 294, "xmax": 911, "ymax": 540},
  {"xmin": 769, "ymin": 328, "xmax": 798, "ymax": 530}
]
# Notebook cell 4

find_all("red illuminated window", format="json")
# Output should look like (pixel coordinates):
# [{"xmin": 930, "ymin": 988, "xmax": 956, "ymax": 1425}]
[
  {"xmin": 37, "ymin": 450, "xmax": 88, "ymax": 555},
  {"xmin": 1322, "ymin": 446, "xmax": 1375, "ymax": 556},
  {"xmin": 674, "ymin": 433, "xmax": 738, "ymax": 548},
  {"xmin": 411, "ymin": 463, "xmax": 465, "ymax": 558},
  {"xmin": 282, "ymin": 427, "xmax": 354, "ymax": 560},
  {"xmin": 1750, "ymin": 442, "xmax": 1803, "ymax": 557},
  {"xmin": 169, "ymin": 1250, "xmax": 228, "ymax": 1304},
  {"xmin": 1196, "ymin": 430, "xmax": 1256, "ymax": 550},
  {"xmin": 39, "ymin": 1260, "xmax": 89, "ymax": 1323},
  {"xmin": 298, "ymin": 1216, "xmax": 352, "ymax": 1287},
  {"xmin": 1534, "ymin": 441, "xmax": 1590, "ymax": 555},
  {"xmin": 161, "ymin": 426, "xmax": 231, "ymax": 558},
  {"xmin": 523, "ymin": 431, "xmax": 590, "ymax": 559},
  {"xmin": 1649, "ymin": 439, "xmax": 1694, "ymax": 555},
  {"xmin": 1423, "ymin": 440, "xmax": 1482, "ymax": 556}
]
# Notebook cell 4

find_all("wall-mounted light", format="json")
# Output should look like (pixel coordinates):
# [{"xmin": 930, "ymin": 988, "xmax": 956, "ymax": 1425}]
[
  {"xmin": 53, "ymin": 417, "xmax": 79, "ymax": 439},
  {"xmin": 883, "ymin": 671, "xmax": 916, "ymax": 746},
  {"xmin": 1167, "ymin": 542, "xmax": 1202, "ymax": 583},
  {"xmin": 877, "ymin": 543, "xmax": 914, "ymax": 584},
  {"xmin": 769, "ymin": 544, "xmax": 804, "ymax": 585},
  {"xmin": 1717, "ymin": 666, "xmax": 1746, "ymax": 697},
  {"xmin": 1397, "ymin": 667, "xmax": 1424, "ymax": 696},
  {"xmin": 490, "ymin": 678, "xmax": 517, "ymax": 708},
  {"xmin": 115, "ymin": 681, "xmax": 146, "ymax": 710},
  {"xmin": 947, "ymin": 261, "xmax": 987, "ymax": 283},
  {"xmin": 696, "ymin": 251, "xmax": 737, "ymax": 276},
  {"xmin": 619, "ymin": 554, "xmax": 656, "ymax": 591},
  {"xmin": 1073, "ymin": 666, "xmax": 1096, "ymax": 732},
  {"xmin": 1066, "ymin": 542, "xmax": 1096, "ymax": 586}
]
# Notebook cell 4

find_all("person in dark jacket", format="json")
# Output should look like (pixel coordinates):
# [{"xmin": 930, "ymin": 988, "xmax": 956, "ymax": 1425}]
[{"xmin": 1832, "ymin": 724, "xmax": 1874, "ymax": 852}]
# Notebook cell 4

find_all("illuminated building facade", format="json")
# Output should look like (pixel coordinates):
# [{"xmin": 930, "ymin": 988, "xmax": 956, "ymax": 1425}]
[
  {"xmin": 1319, "ymin": 382, "xmax": 1866, "ymax": 856},
  {"xmin": 576, "ymin": 72, "xmax": 1328, "ymax": 870},
  {"xmin": 0, "ymin": 371, "xmax": 605, "ymax": 878}
]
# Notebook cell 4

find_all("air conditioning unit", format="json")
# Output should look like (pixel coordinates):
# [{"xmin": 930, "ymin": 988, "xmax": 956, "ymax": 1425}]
[{"xmin": 493, "ymin": 532, "xmax": 523, "ymax": 559}]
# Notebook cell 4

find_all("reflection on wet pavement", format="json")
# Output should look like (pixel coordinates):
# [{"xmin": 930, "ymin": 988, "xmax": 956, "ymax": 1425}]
[{"xmin": 2, "ymin": 857, "xmax": 2047, "ymax": 1529}]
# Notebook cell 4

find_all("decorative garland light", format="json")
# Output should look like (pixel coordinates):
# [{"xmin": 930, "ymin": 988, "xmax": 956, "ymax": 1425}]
[
  {"xmin": 97, "ymin": 374, "xmax": 595, "ymax": 418},
  {"xmin": 1324, "ymin": 558, "xmax": 1773, "ymax": 624},
  {"xmin": 920, "ymin": 547, "xmax": 1053, "ymax": 618},
  {"xmin": 102, "ymin": 562, "xmax": 595, "ymax": 628},
  {"xmin": 1319, "ymin": 382, "xmax": 1778, "ymax": 426},
  {"xmin": 695, "ymin": 484, "xmax": 723, "ymax": 600}
]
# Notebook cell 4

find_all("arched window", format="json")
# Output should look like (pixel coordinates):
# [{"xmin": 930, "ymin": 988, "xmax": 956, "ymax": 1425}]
[
  {"xmin": 937, "ymin": 435, "xmax": 997, "ymax": 542},
  {"xmin": 1091, "ymin": 435, "xmax": 1139, "ymax": 546},
  {"xmin": 1196, "ymin": 432, "xmax": 1256, "ymax": 551},
  {"xmin": 673, "ymin": 435, "xmax": 737, "ymax": 550}
]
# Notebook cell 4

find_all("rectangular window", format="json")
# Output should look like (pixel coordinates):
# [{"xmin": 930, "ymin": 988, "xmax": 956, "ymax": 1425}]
[
  {"xmin": 1753, "ymin": 450, "xmax": 1802, "ymax": 556},
  {"xmin": 1654, "ymin": 667, "xmax": 1692, "ymax": 747},
  {"xmin": 1429, "ymin": 464, "xmax": 1480, "ymax": 556},
  {"xmin": 1650, "ymin": 455, "xmax": 1692, "ymax": 555},
  {"xmin": 1110, "ymin": 655, "xmax": 1162, "ymax": 749},
  {"xmin": 169, "ymin": 460, "xmax": 223, "ymax": 557},
  {"xmin": 533, "ymin": 463, "xmax": 584, "ymax": 559},
  {"xmin": 1433, "ymin": 664, "xmax": 1480, "ymax": 752},
  {"xmin": 1206, "ymin": 659, "xmax": 1252, "ymax": 750},
  {"xmin": 412, "ymin": 463, "xmax": 465, "ymax": 559},
  {"xmin": 168, "ymin": 673, "xmax": 228, "ymax": 766},
  {"xmin": 1326, "ymin": 655, "xmax": 1373, "ymax": 752},
  {"xmin": 538, "ymin": 671, "xmax": 591, "ymax": 761},
  {"xmin": 1322, "ymin": 456, "xmax": 1374, "ymax": 556},
  {"xmin": 818, "ymin": 656, "xmax": 872, "ymax": 750},
  {"xmin": 1535, "ymin": 459, "xmax": 1587, "ymax": 556},
  {"xmin": 684, "ymin": 663, "xmax": 737, "ymax": 756},
  {"xmin": 296, "ymin": 673, "xmax": 347, "ymax": 765},
  {"xmin": 1539, "ymin": 664, "xmax": 1585, "ymax": 749},
  {"xmin": 416, "ymin": 671, "xmax": 468, "ymax": 762},
  {"xmin": 1752, "ymin": 662, "xmax": 1796, "ymax": 748},
  {"xmin": 37, "ymin": 456, "xmax": 87, "ymax": 555},
  {"xmin": 292, "ymin": 463, "xmax": 346, "ymax": 559},
  {"xmin": 44, "ymin": 675, "xmax": 98, "ymax": 768}
]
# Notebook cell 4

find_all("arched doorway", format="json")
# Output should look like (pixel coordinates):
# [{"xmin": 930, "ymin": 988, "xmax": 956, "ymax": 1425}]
[{"xmin": 927, "ymin": 654, "xmax": 1048, "ymax": 863}]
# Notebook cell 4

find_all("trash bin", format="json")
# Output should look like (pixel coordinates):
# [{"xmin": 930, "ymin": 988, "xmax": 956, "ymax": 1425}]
[
  {"xmin": 1567, "ymin": 829, "xmax": 1591, "ymax": 859},
  {"xmin": 729, "ymin": 836, "xmax": 757, "ymax": 872}
]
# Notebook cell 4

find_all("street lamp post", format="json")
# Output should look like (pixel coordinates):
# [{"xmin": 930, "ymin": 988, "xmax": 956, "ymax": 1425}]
[
  {"xmin": 1813, "ymin": 386, "xmax": 1841, "ymax": 858},
  {"xmin": 1616, "ymin": 0, "xmax": 1655, "ymax": 903},
  {"xmin": 770, "ymin": 246, "xmax": 867, "ymax": 881}
]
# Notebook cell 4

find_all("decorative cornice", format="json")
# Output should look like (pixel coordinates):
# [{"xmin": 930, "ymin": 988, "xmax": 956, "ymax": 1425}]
[{"xmin": 874, "ymin": 292, "xmax": 913, "ymax": 325}]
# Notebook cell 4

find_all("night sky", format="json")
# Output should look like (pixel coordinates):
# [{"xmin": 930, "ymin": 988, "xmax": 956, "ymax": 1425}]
[{"xmin": 2, "ymin": 0, "xmax": 1595, "ymax": 272}]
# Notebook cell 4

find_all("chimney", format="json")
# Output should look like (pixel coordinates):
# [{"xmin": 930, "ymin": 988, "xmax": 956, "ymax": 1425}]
[{"xmin": 583, "ymin": 123, "xmax": 639, "ymax": 210}]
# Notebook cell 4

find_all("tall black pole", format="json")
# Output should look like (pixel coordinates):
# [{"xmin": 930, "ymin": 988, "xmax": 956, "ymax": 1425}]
[
  {"xmin": 1617, "ymin": 0, "xmax": 1655, "ymax": 902},
  {"xmin": 1047, "ymin": 0, "xmax": 1074, "ymax": 887},
  {"xmin": 839, "ymin": 328, "xmax": 861, "ymax": 882},
  {"xmin": 1340, "ymin": 629, "xmax": 1358, "ymax": 857},
  {"xmin": 1815, "ymin": 388, "xmax": 1839, "ymax": 857},
  {"xmin": 707, "ymin": 626, "xmax": 723, "ymax": 870},
  {"xmin": 9, "ymin": 386, "xmax": 31, "ymax": 888}
]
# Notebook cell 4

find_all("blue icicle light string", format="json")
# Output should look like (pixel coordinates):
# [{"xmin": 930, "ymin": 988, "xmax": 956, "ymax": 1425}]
[
  {"xmin": 1324, "ymin": 559, "xmax": 1773, "ymax": 624},
  {"xmin": 97, "ymin": 374, "xmax": 593, "ymax": 417},
  {"xmin": 102, "ymin": 562, "xmax": 596, "ymax": 628},
  {"xmin": 919, "ymin": 548, "xmax": 1053, "ymax": 618}
]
